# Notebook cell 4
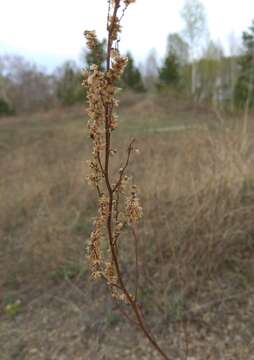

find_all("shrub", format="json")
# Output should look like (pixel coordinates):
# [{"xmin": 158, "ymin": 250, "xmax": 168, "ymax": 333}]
[
  {"xmin": 0, "ymin": 98, "xmax": 15, "ymax": 116},
  {"xmin": 121, "ymin": 52, "xmax": 146, "ymax": 92},
  {"xmin": 234, "ymin": 19, "xmax": 254, "ymax": 109}
]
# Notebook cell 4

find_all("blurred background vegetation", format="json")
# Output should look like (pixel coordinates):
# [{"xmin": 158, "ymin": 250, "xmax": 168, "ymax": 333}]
[{"xmin": 0, "ymin": 4, "xmax": 253, "ymax": 117}]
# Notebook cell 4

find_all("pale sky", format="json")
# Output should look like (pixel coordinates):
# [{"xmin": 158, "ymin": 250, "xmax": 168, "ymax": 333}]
[{"xmin": 0, "ymin": 0, "xmax": 254, "ymax": 71}]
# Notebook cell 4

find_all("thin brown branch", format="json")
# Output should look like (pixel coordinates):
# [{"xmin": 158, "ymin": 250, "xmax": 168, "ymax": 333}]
[
  {"xmin": 114, "ymin": 190, "xmax": 120, "ymax": 222},
  {"xmin": 96, "ymin": 185, "xmax": 102, "ymax": 197},
  {"xmin": 114, "ymin": 302, "xmax": 140, "ymax": 327},
  {"xmin": 131, "ymin": 225, "xmax": 139, "ymax": 301},
  {"xmin": 96, "ymin": 151, "xmax": 105, "ymax": 176},
  {"xmin": 106, "ymin": 0, "xmax": 111, "ymax": 31},
  {"xmin": 106, "ymin": 0, "xmax": 121, "ymax": 70},
  {"xmin": 119, "ymin": 4, "xmax": 128, "ymax": 22},
  {"xmin": 113, "ymin": 139, "xmax": 135, "ymax": 193}
]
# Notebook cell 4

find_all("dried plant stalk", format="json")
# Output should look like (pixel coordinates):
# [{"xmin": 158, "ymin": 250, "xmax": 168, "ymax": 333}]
[{"xmin": 83, "ymin": 1, "xmax": 172, "ymax": 359}]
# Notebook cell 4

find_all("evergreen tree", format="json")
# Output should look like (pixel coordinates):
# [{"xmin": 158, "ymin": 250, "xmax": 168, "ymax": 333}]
[
  {"xmin": 234, "ymin": 20, "xmax": 254, "ymax": 108},
  {"xmin": 84, "ymin": 38, "xmax": 107, "ymax": 71},
  {"xmin": 122, "ymin": 52, "xmax": 145, "ymax": 92},
  {"xmin": 56, "ymin": 61, "xmax": 84, "ymax": 106},
  {"xmin": 159, "ymin": 53, "xmax": 180, "ymax": 88}
]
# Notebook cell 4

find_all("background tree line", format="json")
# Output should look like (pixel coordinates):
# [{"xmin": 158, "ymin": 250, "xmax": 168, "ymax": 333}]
[
  {"xmin": 0, "ymin": 0, "xmax": 253, "ymax": 116},
  {"xmin": 0, "ymin": 37, "xmax": 145, "ymax": 116}
]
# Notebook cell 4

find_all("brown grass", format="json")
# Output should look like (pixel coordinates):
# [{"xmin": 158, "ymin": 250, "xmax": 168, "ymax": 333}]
[
  {"xmin": 1, "ymin": 95, "xmax": 254, "ymax": 360},
  {"xmin": 0, "ymin": 109, "xmax": 94, "ymax": 290},
  {"xmin": 137, "ymin": 129, "xmax": 254, "ymax": 295},
  {"xmin": 1, "ymin": 95, "xmax": 254, "ymax": 302}
]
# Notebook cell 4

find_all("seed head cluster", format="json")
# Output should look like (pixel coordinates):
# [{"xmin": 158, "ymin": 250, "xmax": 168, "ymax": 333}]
[
  {"xmin": 84, "ymin": 30, "xmax": 97, "ymax": 50},
  {"xmin": 126, "ymin": 190, "xmax": 143, "ymax": 224},
  {"xmin": 83, "ymin": 0, "xmax": 141, "ymax": 302}
]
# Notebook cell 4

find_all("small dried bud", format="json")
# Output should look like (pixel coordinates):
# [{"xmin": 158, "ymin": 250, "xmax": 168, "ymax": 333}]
[
  {"xmin": 84, "ymin": 30, "xmax": 97, "ymax": 49},
  {"xmin": 124, "ymin": 0, "xmax": 136, "ymax": 5},
  {"xmin": 82, "ymin": 69, "xmax": 89, "ymax": 80},
  {"xmin": 126, "ymin": 193, "xmax": 142, "ymax": 224},
  {"xmin": 90, "ymin": 64, "xmax": 98, "ymax": 71},
  {"xmin": 113, "ymin": 98, "xmax": 120, "ymax": 107},
  {"xmin": 104, "ymin": 262, "xmax": 117, "ymax": 285},
  {"xmin": 111, "ymin": 48, "xmax": 120, "ymax": 59},
  {"xmin": 110, "ymin": 149, "xmax": 117, "ymax": 156},
  {"xmin": 115, "ymin": 222, "xmax": 124, "ymax": 232},
  {"xmin": 112, "ymin": 290, "xmax": 134, "ymax": 304},
  {"xmin": 110, "ymin": 55, "xmax": 128, "ymax": 79},
  {"xmin": 109, "ymin": 16, "xmax": 121, "ymax": 41}
]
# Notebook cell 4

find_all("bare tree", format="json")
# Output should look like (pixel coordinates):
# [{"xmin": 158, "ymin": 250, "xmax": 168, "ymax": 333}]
[
  {"xmin": 0, "ymin": 55, "xmax": 56, "ymax": 113},
  {"xmin": 167, "ymin": 33, "xmax": 189, "ymax": 66},
  {"xmin": 143, "ymin": 49, "xmax": 159, "ymax": 90},
  {"xmin": 228, "ymin": 33, "xmax": 242, "ymax": 112},
  {"xmin": 181, "ymin": 0, "xmax": 208, "ymax": 96}
]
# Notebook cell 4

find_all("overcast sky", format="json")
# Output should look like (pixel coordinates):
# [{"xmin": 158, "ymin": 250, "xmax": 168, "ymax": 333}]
[{"xmin": 0, "ymin": 0, "xmax": 254, "ymax": 71}]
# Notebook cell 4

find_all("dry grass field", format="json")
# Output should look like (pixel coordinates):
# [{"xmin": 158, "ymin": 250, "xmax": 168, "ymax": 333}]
[{"xmin": 1, "ymin": 92, "xmax": 254, "ymax": 359}]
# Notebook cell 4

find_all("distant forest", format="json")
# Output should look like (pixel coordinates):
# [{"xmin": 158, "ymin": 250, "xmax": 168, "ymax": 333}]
[{"xmin": 0, "ymin": 0, "xmax": 254, "ymax": 115}]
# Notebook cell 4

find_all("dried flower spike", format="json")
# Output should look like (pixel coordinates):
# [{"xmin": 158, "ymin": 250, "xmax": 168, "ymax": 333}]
[{"xmin": 83, "ymin": 1, "xmax": 172, "ymax": 360}]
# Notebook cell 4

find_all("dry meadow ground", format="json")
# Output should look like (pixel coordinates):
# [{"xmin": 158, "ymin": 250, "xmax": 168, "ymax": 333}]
[{"xmin": 1, "ymin": 93, "xmax": 254, "ymax": 359}]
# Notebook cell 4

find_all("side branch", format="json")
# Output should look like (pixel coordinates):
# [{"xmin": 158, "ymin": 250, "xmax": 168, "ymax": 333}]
[{"xmin": 113, "ymin": 139, "xmax": 135, "ymax": 193}]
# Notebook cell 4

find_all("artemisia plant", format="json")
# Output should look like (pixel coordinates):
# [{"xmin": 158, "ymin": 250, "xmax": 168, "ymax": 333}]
[{"xmin": 83, "ymin": 1, "xmax": 172, "ymax": 359}]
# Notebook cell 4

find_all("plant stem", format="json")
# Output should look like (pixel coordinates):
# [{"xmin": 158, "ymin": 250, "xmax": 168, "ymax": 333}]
[{"xmin": 101, "ymin": 2, "xmax": 173, "ymax": 359}]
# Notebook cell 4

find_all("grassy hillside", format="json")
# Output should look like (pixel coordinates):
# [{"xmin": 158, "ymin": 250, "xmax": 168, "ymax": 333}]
[{"xmin": 1, "ymin": 93, "xmax": 254, "ymax": 359}]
